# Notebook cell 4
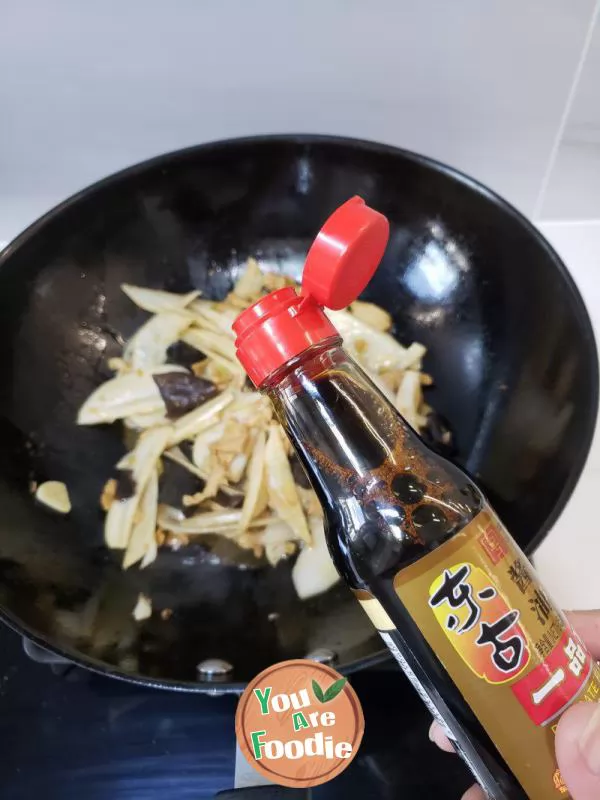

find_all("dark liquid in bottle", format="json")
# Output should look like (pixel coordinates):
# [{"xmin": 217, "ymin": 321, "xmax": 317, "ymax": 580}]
[{"xmin": 271, "ymin": 357, "xmax": 527, "ymax": 800}]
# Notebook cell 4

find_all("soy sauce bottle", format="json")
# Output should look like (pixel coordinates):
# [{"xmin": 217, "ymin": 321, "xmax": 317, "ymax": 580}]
[{"xmin": 233, "ymin": 198, "xmax": 600, "ymax": 800}]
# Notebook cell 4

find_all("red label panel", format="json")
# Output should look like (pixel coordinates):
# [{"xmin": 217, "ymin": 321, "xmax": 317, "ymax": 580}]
[{"xmin": 511, "ymin": 628, "xmax": 591, "ymax": 726}]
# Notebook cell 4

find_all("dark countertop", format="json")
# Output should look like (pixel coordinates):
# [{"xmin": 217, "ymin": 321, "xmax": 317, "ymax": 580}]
[{"xmin": 0, "ymin": 623, "xmax": 471, "ymax": 799}]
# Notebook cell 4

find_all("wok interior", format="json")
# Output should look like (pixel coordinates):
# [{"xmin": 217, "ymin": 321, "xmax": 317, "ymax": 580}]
[{"xmin": 0, "ymin": 137, "xmax": 596, "ymax": 688}]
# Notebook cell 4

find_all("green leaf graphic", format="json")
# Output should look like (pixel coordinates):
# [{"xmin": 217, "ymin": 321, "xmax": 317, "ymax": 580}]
[
  {"xmin": 312, "ymin": 679, "xmax": 325, "ymax": 703},
  {"xmin": 323, "ymin": 677, "xmax": 347, "ymax": 703}
]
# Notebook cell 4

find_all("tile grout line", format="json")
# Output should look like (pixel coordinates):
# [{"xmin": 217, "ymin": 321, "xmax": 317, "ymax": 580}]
[{"xmin": 533, "ymin": 0, "xmax": 600, "ymax": 220}]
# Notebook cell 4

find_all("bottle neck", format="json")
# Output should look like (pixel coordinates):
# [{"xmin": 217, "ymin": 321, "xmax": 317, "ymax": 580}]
[
  {"xmin": 264, "ymin": 340, "xmax": 402, "ymax": 492},
  {"xmin": 264, "ymin": 341, "xmax": 481, "ymax": 586}
]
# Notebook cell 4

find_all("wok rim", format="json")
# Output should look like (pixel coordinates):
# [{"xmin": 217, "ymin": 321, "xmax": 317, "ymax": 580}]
[{"xmin": 0, "ymin": 133, "xmax": 597, "ymax": 692}]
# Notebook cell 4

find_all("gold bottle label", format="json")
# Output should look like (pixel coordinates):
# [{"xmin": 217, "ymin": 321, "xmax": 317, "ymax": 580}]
[
  {"xmin": 363, "ymin": 509, "xmax": 600, "ymax": 800},
  {"xmin": 354, "ymin": 589, "xmax": 395, "ymax": 631}
]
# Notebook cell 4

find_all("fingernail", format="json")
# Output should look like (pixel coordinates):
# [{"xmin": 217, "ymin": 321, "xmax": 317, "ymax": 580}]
[
  {"xmin": 428, "ymin": 720, "xmax": 456, "ymax": 753},
  {"xmin": 428, "ymin": 721, "xmax": 436, "ymax": 742},
  {"xmin": 579, "ymin": 704, "xmax": 600, "ymax": 775}
]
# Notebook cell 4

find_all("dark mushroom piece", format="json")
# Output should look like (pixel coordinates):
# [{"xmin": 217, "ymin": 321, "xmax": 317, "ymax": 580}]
[{"xmin": 153, "ymin": 372, "xmax": 219, "ymax": 418}]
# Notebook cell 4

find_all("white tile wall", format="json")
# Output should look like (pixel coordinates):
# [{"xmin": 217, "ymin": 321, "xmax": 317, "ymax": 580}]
[
  {"xmin": 539, "ymin": 6, "xmax": 600, "ymax": 221},
  {"xmin": 534, "ymin": 222, "xmax": 600, "ymax": 608},
  {"xmin": 0, "ymin": 0, "xmax": 597, "ymax": 244}
]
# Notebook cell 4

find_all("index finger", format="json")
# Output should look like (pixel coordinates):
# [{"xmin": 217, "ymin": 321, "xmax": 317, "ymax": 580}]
[{"xmin": 566, "ymin": 611, "xmax": 600, "ymax": 659}]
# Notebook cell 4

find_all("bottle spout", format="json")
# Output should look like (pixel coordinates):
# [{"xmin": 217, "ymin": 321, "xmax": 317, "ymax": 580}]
[{"xmin": 232, "ymin": 197, "xmax": 390, "ymax": 387}]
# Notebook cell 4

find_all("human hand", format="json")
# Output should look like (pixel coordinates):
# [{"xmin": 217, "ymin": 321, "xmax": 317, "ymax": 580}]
[{"xmin": 429, "ymin": 611, "xmax": 600, "ymax": 800}]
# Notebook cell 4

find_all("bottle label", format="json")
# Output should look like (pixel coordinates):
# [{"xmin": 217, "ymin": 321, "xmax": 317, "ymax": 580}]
[
  {"xmin": 355, "ymin": 591, "xmax": 395, "ymax": 631},
  {"xmin": 391, "ymin": 509, "xmax": 600, "ymax": 800}
]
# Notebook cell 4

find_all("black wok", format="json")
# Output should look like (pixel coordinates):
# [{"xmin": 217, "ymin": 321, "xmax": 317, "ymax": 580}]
[{"xmin": 0, "ymin": 135, "xmax": 596, "ymax": 692}]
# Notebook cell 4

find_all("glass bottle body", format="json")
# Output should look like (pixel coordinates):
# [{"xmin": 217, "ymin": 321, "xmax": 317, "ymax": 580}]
[{"xmin": 266, "ymin": 340, "xmax": 526, "ymax": 800}]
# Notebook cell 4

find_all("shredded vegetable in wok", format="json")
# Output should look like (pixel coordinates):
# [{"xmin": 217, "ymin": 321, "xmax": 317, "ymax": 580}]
[{"xmin": 77, "ymin": 258, "xmax": 435, "ymax": 600}]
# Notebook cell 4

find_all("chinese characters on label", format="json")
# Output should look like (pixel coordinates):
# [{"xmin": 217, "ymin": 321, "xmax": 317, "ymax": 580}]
[
  {"xmin": 530, "ymin": 589, "xmax": 552, "ymax": 627},
  {"xmin": 396, "ymin": 511, "xmax": 600, "ymax": 799},
  {"xmin": 508, "ymin": 558, "xmax": 532, "ymax": 594},
  {"xmin": 429, "ymin": 564, "xmax": 495, "ymax": 634},
  {"xmin": 429, "ymin": 563, "xmax": 530, "ymax": 684},
  {"xmin": 534, "ymin": 616, "xmax": 564, "ymax": 660},
  {"xmin": 428, "ymin": 562, "xmax": 594, "ymax": 728},
  {"xmin": 511, "ymin": 630, "xmax": 592, "ymax": 726}
]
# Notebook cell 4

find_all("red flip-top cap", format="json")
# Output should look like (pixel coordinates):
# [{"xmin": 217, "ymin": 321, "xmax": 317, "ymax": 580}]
[{"xmin": 233, "ymin": 196, "xmax": 389, "ymax": 386}]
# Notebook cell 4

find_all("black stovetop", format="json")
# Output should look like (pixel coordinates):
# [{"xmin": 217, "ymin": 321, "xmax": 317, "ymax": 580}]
[{"xmin": 0, "ymin": 623, "xmax": 471, "ymax": 799}]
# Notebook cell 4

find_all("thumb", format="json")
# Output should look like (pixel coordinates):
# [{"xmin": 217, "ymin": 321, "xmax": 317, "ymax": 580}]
[{"xmin": 556, "ymin": 702, "xmax": 600, "ymax": 800}]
